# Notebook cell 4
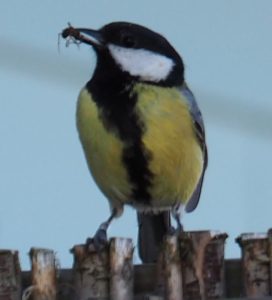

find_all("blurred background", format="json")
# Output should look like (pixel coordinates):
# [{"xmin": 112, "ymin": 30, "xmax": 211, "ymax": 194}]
[{"xmin": 1, "ymin": 0, "xmax": 271, "ymax": 269}]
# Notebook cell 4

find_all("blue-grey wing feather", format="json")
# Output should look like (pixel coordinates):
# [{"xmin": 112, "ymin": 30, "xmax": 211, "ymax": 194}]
[{"xmin": 180, "ymin": 83, "xmax": 208, "ymax": 212}]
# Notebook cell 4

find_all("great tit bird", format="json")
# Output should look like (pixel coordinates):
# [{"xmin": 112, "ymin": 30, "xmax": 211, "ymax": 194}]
[{"xmin": 62, "ymin": 22, "xmax": 207, "ymax": 263}]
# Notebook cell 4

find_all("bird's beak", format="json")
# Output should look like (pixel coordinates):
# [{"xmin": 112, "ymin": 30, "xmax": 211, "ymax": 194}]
[
  {"xmin": 77, "ymin": 28, "xmax": 105, "ymax": 47},
  {"xmin": 62, "ymin": 25, "xmax": 105, "ymax": 49}
]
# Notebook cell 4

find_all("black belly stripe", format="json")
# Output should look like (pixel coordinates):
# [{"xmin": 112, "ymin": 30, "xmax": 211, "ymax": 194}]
[
  {"xmin": 122, "ymin": 124, "xmax": 153, "ymax": 203},
  {"xmin": 86, "ymin": 68, "xmax": 153, "ymax": 204}
]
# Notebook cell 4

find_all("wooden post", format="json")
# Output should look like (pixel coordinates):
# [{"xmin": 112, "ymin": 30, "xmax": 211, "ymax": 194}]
[
  {"xmin": 109, "ymin": 237, "xmax": 134, "ymax": 300},
  {"xmin": 71, "ymin": 243, "xmax": 109, "ymax": 300},
  {"xmin": 237, "ymin": 233, "xmax": 270, "ymax": 298},
  {"xmin": 154, "ymin": 251, "xmax": 165, "ymax": 296},
  {"xmin": 142, "ymin": 296, "xmax": 163, "ymax": 300},
  {"xmin": 180, "ymin": 231, "xmax": 227, "ymax": 300},
  {"xmin": 268, "ymin": 228, "xmax": 272, "ymax": 295},
  {"xmin": 163, "ymin": 234, "xmax": 183, "ymax": 300},
  {"xmin": 0, "ymin": 250, "xmax": 21, "ymax": 300},
  {"xmin": 29, "ymin": 248, "xmax": 57, "ymax": 300}
]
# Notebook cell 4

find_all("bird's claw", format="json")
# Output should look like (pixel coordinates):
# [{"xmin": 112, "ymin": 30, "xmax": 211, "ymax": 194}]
[
  {"xmin": 85, "ymin": 227, "xmax": 108, "ymax": 252},
  {"xmin": 167, "ymin": 224, "xmax": 184, "ymax": 236},
  {"xmin": 177, "ymin": 222, "xmax": 184, "ymax": 234},
  {"xmin": 85, "ymin": 212, "xmax": 117, "ymax": 253},
  {"xmin": 93, "ymin": 227, "xmax": 108, "ymax": 251},
  {"xmin": 167, "ymin": 226, "xmax": 176, "ymax": 236}
]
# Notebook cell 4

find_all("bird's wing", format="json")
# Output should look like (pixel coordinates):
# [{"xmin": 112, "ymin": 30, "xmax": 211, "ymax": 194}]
[{"xmin": 180, "ymin": 83, "xmax": 208, "ymax": 212}]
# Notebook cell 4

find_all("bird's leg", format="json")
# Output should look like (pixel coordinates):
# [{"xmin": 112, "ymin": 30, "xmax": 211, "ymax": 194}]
[
  {"xmin": 171, "ymin": 206, "xmax": 184, "ymax": 234},
  {"xmin": 171, "ymin": 206, "xmax": 193, "ymax": 260},
  {"xmin": 86, "ymin": 209, "xmax": 117, "ymax": 252}
]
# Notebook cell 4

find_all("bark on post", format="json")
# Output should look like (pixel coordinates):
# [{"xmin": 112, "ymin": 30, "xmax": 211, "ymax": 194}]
[
  {"xmin": 109, "ymin": 238, "xmax": 134, "ymax": 300},
  {"xmin": 0, "ymin": 250, "xmax": 21, "ymax": 300},
  {"xmin": 268, "ymin": 228, "xmax": 272, "ymax": 295},
  {"xmin": 71, "ymin": 243, "xmax": 109, "ymax": 300},
  {"xmin": 236, "ymin": 233, "xmax": 270, "ymax": 297},
  {"xmin": 163, "ymin": 234, "xmax": 183, "ymax": 300},
  {"xmin": 29, "ymin": 248, "xmax": 57, "ymax": 300},
  {"xmin": 180, "ymin": 231, "xmax": 227, "ymax": 300},
  {"xmin": 154, "ymin": 252, "xmax": 165, "ymax": 296}
]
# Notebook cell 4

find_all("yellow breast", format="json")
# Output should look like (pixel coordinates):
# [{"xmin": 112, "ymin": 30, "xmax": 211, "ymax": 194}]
[
  {"xmin": 77, "ymin": 84, "xmax": 203, "ymax": 211},
  {"xmin": 76, "ymin": 89, "xmax": 131, "ymax": 211},
  {"xmin": 134, "ymin": 84, "xmax": 203, "ymax": 207}
]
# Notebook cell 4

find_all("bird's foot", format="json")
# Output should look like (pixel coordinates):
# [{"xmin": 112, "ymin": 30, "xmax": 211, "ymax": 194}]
[
  {"xmin": 176, "ymin": 221, "xmax": 184, "ymax": 234},
  {"xmin": 167, "ymin": 226, "xmax": 176, "ymax": 236},
  {"xmin": 167, "ymin": 223, "xmax": 184, "ymax": 236},
  {"xmin": 85, "ymin": 209, "xmax": 118, "ymax": 253},
  {"xmin": 85, "ymin": 222, "xmax": 109, "ymax": 252},
  {"xmin": 94, "ymin": 226, "xmax": 108, "ymax": 251},
  {"xmin": 170, "ymin": 205, "xmax": 184, "ymax": 234}
]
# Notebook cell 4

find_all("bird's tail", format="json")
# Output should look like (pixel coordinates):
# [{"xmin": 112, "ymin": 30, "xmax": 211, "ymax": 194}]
[{"xmin": 137, "ymin": 211, "xmax": 171, "ymax": 263}]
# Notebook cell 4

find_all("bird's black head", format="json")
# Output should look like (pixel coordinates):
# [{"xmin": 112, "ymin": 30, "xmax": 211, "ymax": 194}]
[{"xmin": 64, "ymin": 22, "xmax": 184, "ymax": 86}]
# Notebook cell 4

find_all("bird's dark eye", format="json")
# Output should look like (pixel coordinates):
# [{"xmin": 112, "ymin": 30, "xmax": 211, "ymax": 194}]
[{"xmin": 121, "ymin": 34, "xmax": 136, "ymax": 48}]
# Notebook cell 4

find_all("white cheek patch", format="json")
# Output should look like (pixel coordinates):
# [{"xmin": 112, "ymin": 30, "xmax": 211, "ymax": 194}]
[{"xmin": 108, "ymin": 44, "xmax": 174, "ymax": 82}]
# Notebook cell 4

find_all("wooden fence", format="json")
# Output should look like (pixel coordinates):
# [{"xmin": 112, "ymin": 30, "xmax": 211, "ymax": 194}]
[{"xmin": 1, "ymin": 229, "xmax": 272, "ymax": 300}]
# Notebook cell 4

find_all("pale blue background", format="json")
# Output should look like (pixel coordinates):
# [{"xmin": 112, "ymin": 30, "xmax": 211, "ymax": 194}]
[{"xmin": 1, "ymin": 1, "xmax": 272, "ymax": 269}]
